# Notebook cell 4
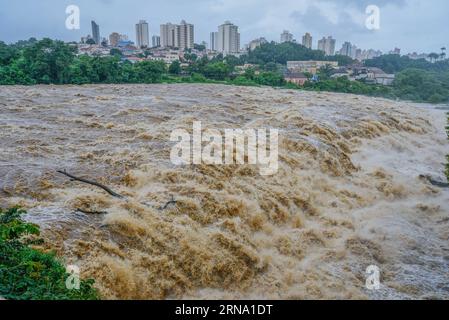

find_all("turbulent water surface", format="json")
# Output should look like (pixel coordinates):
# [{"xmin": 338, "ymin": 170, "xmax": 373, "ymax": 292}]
[{"xmin": 1, "ymin": 84, "xmax": 448, "ymax": 299}]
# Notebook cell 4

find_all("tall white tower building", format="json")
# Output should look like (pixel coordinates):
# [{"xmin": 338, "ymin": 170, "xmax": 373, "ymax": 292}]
[
  {"xmin": 216, "ymin": 21, "xmax": 240, "ymax": 54},
  {"xmin": 318, "ymin": 36, "xmax": 336, "ymax": 56},
  {"xmin": 339, "ymin": 41, "xmax": 352, "ymax": 57},
  {"xmin": 160, "ymin": 23, "xmax": 177, "ymax": 48},
  {"xmin": 135, "ymin": 20, "xmax": 150, "ymax": 48},
  {"xmin": 160, "ymin": 21, "xmax": 194, "ymax": 49},
  {"xmin": 302, "ymin": 33, "xmax": 312, "ymax": 49},
  {"xmin": 210, "ymin": 32, "xmax": 218, "ymax": 51},
  {"xmin": 280, "ymin": 30, "xmax": 293, "ymax": 43},
  {"xmin": 179, "ymin": 20, "xmax": 194, "ymax": 50},
  {"xmin": 152, "ymin": 35, "xmax": 160, "ymax": 47}
]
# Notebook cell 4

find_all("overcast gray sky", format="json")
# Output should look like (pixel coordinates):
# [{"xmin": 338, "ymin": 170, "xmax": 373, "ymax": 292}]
[{"xmin": 0, "ymin": 0, "xmax": 447, "ymax": 53}]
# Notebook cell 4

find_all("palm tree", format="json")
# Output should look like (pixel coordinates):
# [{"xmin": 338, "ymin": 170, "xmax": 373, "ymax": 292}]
[
  {"xmin": 428, "ymin": 52, "xmax": 439, "ymax": 63},
  {"xmin": 441, "ymin": 47, "xmax": 447, "ymax": 61}
]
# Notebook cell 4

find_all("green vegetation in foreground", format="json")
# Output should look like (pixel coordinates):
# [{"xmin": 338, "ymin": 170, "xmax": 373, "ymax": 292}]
[
  {"xmin": 0, "ymin": 207, "xmax": 98, "ymax": 300},
  {"xmin": 1, "ymin": 38, "xmax": 449, "ymax": 104}
]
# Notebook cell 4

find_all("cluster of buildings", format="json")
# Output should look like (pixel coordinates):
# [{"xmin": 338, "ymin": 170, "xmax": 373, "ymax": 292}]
[
  {"xmin": 77, "ymin": 19, "xmax": 441, "ymax": 87},
  {"xmin": 284, "ymin": 60, "xmax": 396, "ymax": 87},
  {"xmin": 78, "ymin": 19, "xmax": 246, "ymax": 64},
  {"xmin": 279, "ymin": 31, "xmax": 313, "ymax": 50},
  {"xmin": 81, "ymin": 19, "xmax": 432, "ymax": 65},
  {"xmin": 279, "ymin": 31, "xmax": 337, "ymax": 55},
  {"xmin": 330, "ymin": 65, "xmax": 395, "ymax": 85},
  {"xmin": 284, "ymin": 60, "xmax": 338, "ymax": 85},
  {"xmin": 337, "ymin": 41, "xmax": 383, "ymax": 61},
  {"xmin": 317, "ymin": 36, "xmax": 336, "ymax": 56},
  {"xmin": 81, "ymin": 19, "xmax": 411, "ymax": 63},
  {"xmin": 82, "ymin": 19, "xmax": 241, "ymax": 54},
  {"xmin": 276, "ymin": 30, "xmax": 384, "ymax": 60}
]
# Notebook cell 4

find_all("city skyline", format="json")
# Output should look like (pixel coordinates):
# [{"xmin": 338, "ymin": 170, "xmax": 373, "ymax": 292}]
[
  {"xmin": 81, "ymin": 19, "xmax": 392, "ymax": 62},
  {"xmin": 73, "ymin": 18, "xmax": 436, "ymax": 59},
  {"xmin": 0, "ymin": 0, "xmax": 448, "ymax": 54}
]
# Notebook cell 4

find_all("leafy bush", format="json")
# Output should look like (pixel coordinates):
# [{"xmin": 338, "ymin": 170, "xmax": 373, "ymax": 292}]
[
  {"xmin": 0, "ymin": 207, "xmax": 98, "ymax": 300},
  {"xmin": 231, "ymin": 76, "xmax": 258, "ymax": 86},
  {"xmin": 168, "ymin": 60, "xmax": 181, "ymax": 75},
  {"xmin": 254, "ymin": 71, "xmax": 285, "ymax": 87},
  {"xmin": 190, "ymin": 72, "xmax": 208, "ymax": 83},
  {"xmin": 132, "ymin": 60, "xmax": 166, "ymax": 83},
  {"xmin": 203, "ymin": 62, "xmax": 232, "ymax": 80}
]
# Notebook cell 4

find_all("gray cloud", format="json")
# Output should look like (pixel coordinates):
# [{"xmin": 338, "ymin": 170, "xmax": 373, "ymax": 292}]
[
  {"xmin": 290, "ymin": 6, "xmax": 367, "ymax": 37},
  {"xmin": 290, "ymin": 0, "xmax": 408, "ymax": 36},
  {"xmin": 320, "ymin": 0, "xmax": 407, "ymax": 9}
]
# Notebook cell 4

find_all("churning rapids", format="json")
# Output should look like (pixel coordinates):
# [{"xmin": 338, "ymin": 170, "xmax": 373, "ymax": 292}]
[{"xmin": 1, "ymin": 84, "xmax": 448, "ymax": 299}]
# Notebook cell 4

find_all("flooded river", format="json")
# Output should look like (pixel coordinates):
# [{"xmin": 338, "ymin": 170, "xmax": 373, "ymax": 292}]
[{"xmin": 0, "ymin": 84, "xmax": 448, "ymax": 299}]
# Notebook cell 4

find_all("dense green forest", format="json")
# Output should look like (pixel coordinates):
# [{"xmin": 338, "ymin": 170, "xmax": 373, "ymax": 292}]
[
  {"xmin": 364, "ymin": 53, "xmax": 449, "ymax": 73},
  {"xmin": 0, "ymin": 38, "xmax": 448, "ymax": 103},
  {"xmin": 245, "ymin": 41, "xmax": 355, "ymax": 66}
]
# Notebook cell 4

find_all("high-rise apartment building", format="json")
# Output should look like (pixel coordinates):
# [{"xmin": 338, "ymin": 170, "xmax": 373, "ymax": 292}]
[
  {"xmin": 280, "ymin": 30, "xmax": 293, "ymax": 43},
  {"xmin": 302, "ymin": 33, "xmax": 312, "ymax": 49},
  {"xmin": 91, "ymin": 21, "xmax": 100, "ymax": 44},
  {"xmin": 135, "ymin": 20, "xmax": 150, "ymax": 48},
  {"xmin": 317, "ymin": 36, "xmax": 336, "ymax": 56},
  {"xmin": 215, "ymin": 21, "xmax": 240, "ymax": 54},
  {"xmin": 210, "ymin": 32, "xmax": 218, "ymax": 51},
  {"xmin": 247, "ymin": 37, "xmax": 267, "ymax": 51},
  {"xmin": 179, "ymin": 20, "xmax": 194, "ymax": 49},
  {"xmin": 339, "ymin": 41, "xmax": 352, "ymax": 57},
  {"xmin": 351, "ymin": 45, "xmax": 358, "ymax": 59},
  {"xmin": 152, "ymin": 35, "xmax": 161, "ymax": 47},
  {"xmin": 317, "ymin": 38, "xmax": 325, "ymax": 53},
  {"xmin": 355, "ymin": 48, "xmax": 363, "ymax": 61},
  {"xmin": 160, "ymin": 23, "xmax": 176, "ymax": 47},
  {"xmin": 160, "ymin": 21, "xmax": 194, "ymax": 49}
]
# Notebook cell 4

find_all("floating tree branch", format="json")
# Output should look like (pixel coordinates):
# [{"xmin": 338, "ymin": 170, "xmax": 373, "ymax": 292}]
[{"xmin": 57, "ymin": 170, "xmax": 124, "ymax": 198}]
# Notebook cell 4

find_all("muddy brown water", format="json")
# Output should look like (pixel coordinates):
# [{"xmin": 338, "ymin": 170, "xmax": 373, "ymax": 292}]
[{"xmin": 1, "ymin": 84, "xmax": 448, "ymax": 299}]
